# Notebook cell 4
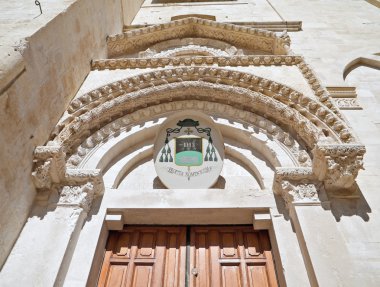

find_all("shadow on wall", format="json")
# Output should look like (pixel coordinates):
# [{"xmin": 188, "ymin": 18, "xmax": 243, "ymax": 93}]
[
  {"xmin": 324, "ymin": 184, "xmax": 372, "ymax": 222},
  {"xmin": 343, "ymin": 54, "xmax": 380, "ymax": 80},
  {"xmin": 274, "ymin": 184, "xmax": 371, "ymax": 223}
]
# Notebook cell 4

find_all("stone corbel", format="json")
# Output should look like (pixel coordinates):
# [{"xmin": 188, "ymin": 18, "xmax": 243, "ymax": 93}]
[
  {"xmin": 32, "ymin": 145, "xmax": 66, "ymax": 190},
  {"xmin": 312, "ymin": 144, "xmax": 365, "ymax": 193},
  {"xmin": 273, "ymin": 167, "xmax": 320, "ymax": 208}
]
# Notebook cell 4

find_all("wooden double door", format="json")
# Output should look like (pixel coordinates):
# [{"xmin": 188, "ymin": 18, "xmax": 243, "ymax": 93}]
[{"xmin": 98, "ymin": 226, "xmax": 278, "ymax": 287}]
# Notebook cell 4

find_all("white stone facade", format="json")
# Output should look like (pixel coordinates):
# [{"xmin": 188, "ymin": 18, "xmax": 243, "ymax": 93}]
[{"xmin": 0, "ymin": 0, "xmax": 380, "ymax": 286}]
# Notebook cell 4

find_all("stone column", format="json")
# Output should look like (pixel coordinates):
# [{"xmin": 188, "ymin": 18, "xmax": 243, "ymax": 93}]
[{"xmin": 0, "ymin": 183, "xmax": 97, "ymax": 286}]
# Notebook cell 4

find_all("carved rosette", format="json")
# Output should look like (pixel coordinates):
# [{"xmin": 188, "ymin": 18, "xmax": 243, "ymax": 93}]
[{"xmin": 312, "ymin": 144, "xmax": 365, "ymax": 191}]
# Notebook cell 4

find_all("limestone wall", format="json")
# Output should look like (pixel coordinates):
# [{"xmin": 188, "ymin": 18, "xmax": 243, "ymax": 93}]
[{"xmin": 0, "ymin": 0, "xmax": 124, "ymax": 268}]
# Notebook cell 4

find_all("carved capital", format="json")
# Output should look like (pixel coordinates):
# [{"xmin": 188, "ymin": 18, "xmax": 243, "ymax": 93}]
[
  {"xmin": 312, "ymin": 144, "xmax": 365, "ymax": 191},
  {"xmin": 281, "ymin": 181, "xmax": 319, "ymax": 208},
  {"xmin": 274, "ymin": 167, "xmax": 319, "ymax": 208},
  {"xmin": 66, "ymin": 169, "xmax": 104, "ymax": 196},
  {"xmin": 58, "ymin": 183, "xmax": 95, "ymax": 212}
]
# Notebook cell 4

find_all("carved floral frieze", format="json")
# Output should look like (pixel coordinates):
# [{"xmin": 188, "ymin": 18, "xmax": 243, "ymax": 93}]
[{"xmin": 107, "ymin": 17, "xmax": 289, "ymax": 57}]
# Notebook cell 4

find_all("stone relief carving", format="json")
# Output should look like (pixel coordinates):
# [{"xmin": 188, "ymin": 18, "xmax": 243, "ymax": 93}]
[
  {"xmin": 326, "ymin": 86, "xmax": 362, "ymax": 110},
  {"xmin": 32, "ymin": 145, "xmax": 66, "ymax": 190},
  {"xmin": 333, "ymin": 98, "xmax": 362, "ymax": 110},
  {"xmin": 107, "ymin": 17, "xmax": 289, "ymax": 57},
  {"xmin": 280, "ymin": 181, "xmax": 319, "ymax": 208},
  {"xmin": 57, "ymin": 82, "xmax": 326, "ymax": 157},
  {"xmin": 58, "ymin": 183, "xmax": 96, "ymax": 212},
  {"xmin": 32, "ymin": 144, "xmax": 104, "ymax": 211},
  {"xmin": 312, "ymin": 144, "xmax": 365, "ymax": 191},
  {"xmin": 273, "ymin": 167, "xmax": 320, "ymax": 207}
]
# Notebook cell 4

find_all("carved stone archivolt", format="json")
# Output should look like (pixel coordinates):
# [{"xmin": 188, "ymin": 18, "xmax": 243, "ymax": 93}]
[
  {"xmin": 59, "ymin": 67, "xmax": 353, "ymax": 150},
  {"xmin": 137, "ymin": 37, "xmax": 244, "ymax": 58},
  {"xmin": 107, "ymin": 17, "xmax": 289, "ymax": 57},
  {"xmin": 65, "ymin": 101, "xmax": 311, "ymax": 169}
]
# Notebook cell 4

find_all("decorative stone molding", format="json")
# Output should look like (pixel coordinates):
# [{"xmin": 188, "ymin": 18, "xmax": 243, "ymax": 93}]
[
  {"xmin": 65, "ymin": 169, "xmax": 104, "ymax": 196},
  {"xmin": 91, "ymin": 58, "xmax": 340, "ymax": 120},
  {"xmin": 58, "ymin": 83, "xmax": 324, "ymax": 156},
  {"xmin": 124, "ymin": 21, "xmax": 303, "ymax": 33},
  {"xmin": 297, "ymin": 62, "xmax": 341, "ymax": 117},
  {"xmin": 332, "ymin": 98, "xmax": 362, "ymax": 110},
  {"xmin": 326, "ymin": 87, "xmax": 362, "ymax": 110},
  {"xmin": 137, "ymin": 37, "xmax": 242, "ymax": 58},
  {"xmin": 56, "ymin": 68, "xmax": 356, "ymax": 156},
  {"xmin": 91, "ymin": 55, "xmax": 302, "ymax": 70},
  {"xmin": 107, "ymin": 17, "xmax": 289, "ymax": 57},
  {"xmin": 312, "ymin": 144, "xmax": 365, "ymax": 191},
  {"xmin": 65, "ymin": 101, "xmax": 311, "ymax": 168}
]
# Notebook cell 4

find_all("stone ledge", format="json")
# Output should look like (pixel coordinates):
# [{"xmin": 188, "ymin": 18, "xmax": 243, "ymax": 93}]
[{"xmin": 0, "ymin": 46, "xmax": 25, "ymax": 95}]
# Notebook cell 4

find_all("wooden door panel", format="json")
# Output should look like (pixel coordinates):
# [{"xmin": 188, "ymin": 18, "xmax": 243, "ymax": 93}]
[
  {"xmin": 190, "ymin": 226, "xmax": 278, "ymax": 287},
  {"xmin": 98, "ymin": 226, "xmax": 186, "ymax": 287},
  {"xmin": 221, "ymin": 265, "xmax": 242, "ymax": 287},
  {"xmin": 106, "ymin": 265, "xmax": 128, "ymax": 287},
  {"xmin": 131, "ymin": 264, "xmax": 153, "ymax": 287}
]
